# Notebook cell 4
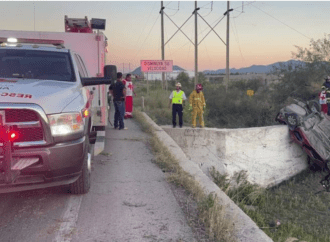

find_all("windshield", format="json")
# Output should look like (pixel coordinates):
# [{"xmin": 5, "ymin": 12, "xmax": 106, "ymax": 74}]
[{"xmin": 0, "ymin": 49, "xmax": 75, "ymax": 82}]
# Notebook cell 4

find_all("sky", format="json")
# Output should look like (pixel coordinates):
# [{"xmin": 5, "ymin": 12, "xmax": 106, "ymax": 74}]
[{"xmin": 0, "ymin": 1, "xmax": 328, "ymax": 72}]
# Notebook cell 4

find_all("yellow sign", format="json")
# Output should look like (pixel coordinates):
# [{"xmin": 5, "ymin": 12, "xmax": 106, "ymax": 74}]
[{"xmin": 247, "ymin": 89, "xmax": 254, "ymax": 96}]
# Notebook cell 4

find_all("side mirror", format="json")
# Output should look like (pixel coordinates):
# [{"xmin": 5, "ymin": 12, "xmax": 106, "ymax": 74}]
[
  {"xmin": 81, "ymin": 77, "xmax": 112, "ymax": 86},
  {"xmin": 104, "ymin": 65, "xmax": 117, "ymax": 81},
  {"xmin": 81, "ymin": 65, "xmax": 117, "ymax": 87}
]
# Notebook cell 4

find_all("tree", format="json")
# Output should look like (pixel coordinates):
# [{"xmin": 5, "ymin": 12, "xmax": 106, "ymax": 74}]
[
  {"xmin": 270, "ymin": 35, "xmax": 330, "ymax": 104},
  {"xmin": 176, "ymin": 72, "xmax": 190, "ymax": 87}
]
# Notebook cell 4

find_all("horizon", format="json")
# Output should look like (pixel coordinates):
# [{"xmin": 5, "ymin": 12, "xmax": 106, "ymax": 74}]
[
  {"xmin": 131, "ymin": 58, "xmax": 300, "ymax": 73},
  {"xmin": 0, "ymin": 1, "xmax": 327, "ymax": 72}
]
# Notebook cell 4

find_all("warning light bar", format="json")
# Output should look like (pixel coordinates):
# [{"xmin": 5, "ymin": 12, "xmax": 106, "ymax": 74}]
[{"xmin": 0, "ymin": 38, "xmax": 65, "ymax": 46}]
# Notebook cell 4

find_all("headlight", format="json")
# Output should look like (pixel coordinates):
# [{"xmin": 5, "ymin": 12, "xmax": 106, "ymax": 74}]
[{"xmin": 47, "ymin": 113, "xmax": 84, "ymax": 137}]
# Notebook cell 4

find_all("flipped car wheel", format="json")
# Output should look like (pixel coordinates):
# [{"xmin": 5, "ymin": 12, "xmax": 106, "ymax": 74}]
[
  {"xmin": 69, "ymin": 137, "xmax": 91, "ymax": 194},
  {"xmin": 308, "ymin": 100, "xmax": 321, "ymax": 113},
  {"xmin": 275, "ymin": 112, "xmax": 287, "ymax": 125},
  {"xmin": 285, "ymin": 113, "xmax": 299, "ymax": 130}
]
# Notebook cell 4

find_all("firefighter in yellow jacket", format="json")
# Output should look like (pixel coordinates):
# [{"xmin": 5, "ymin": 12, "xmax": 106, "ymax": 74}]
[{"xmin": 189, "ymin": 84, "xmax": 206, "ymax": 128}]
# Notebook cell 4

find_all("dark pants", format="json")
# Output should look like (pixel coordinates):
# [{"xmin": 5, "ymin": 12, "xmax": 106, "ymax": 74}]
[
  {"xmin": 327, "ymin": 103, "xmax": 330, "ymax": 115},
  {"xmin": 172, "ymin": 104, "xmax": 183, "ymax": 127},
  {"xmin": 114, "ymin": 101, "xmax": 125, "ymax": 129}
]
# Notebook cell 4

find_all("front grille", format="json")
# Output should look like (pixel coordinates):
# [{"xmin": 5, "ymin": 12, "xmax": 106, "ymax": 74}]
[
  {"xmin": 12, "ymin": 127, "xmax": 43, "ymax": 142},
  {"xmin": 1, "ymin": 109, "xmax": 44, "ymax": 143},
  {"xmin": 5, "ymin": 109, "xmax": 39, "ymax": 122}
]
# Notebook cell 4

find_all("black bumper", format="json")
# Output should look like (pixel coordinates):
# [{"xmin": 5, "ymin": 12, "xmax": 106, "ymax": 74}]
[{"xmin": 0, "ymin": 136, "xmax": 87, "ymax": 193}]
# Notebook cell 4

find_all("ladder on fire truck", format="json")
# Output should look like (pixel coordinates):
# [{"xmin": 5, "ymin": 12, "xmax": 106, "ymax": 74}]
[{"xmin": 64, "ymin": 15, "xmax": 93, "ymax": 33}]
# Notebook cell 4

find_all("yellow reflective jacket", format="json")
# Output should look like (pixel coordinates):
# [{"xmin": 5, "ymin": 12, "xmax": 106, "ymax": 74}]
[
  {"xmin": 189, "ymin": 90, "xmax": 205, "ymax": 109},
  {"xmin": 172, "ymin": 90, "xmax": 184, "ymax": 104}
]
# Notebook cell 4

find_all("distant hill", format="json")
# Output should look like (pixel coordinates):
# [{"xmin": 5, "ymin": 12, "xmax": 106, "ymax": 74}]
[
  {"xmin": 131, "ymin": 60, "xmax": 305, "ymax": 76},
  {"xmin": 132, "ymin": 65, "xmax": 185, "ymax": 76},
  {"xmin": 203, "ymin": 60, "xmax": 304, "ymax": 75}
]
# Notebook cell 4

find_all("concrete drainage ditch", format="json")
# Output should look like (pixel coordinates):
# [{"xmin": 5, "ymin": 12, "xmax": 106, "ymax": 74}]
[{"xmin": 142, "ymin": 112, "xmax": 275, "ymax": 242}]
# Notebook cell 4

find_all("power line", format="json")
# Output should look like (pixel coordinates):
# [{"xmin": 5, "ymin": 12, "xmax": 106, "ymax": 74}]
[
  {"xmin": 175, "ymin": 15, "xmax": 224, "ymax": 50},
  {"xmin": 231, "ymin": 18, "xmax": 246, "ymax": 66},
  {"xmin": 199, "ymin": 21, "xmax": 212, "ymax": 68},
  {"xmin": 250, "ymin": 4, "xmax": 311, "ymax": 40},
  {"xmin": 185, "ymin": 27, "xmax": 194, "ymax": 67},
  {"xmin": 231, "ymin": 1, "xmax": 257, "ymax": 18},
  {"xmin": 166, "ymin": 1, "xmax": 180, "ymax": 16},
  {"xmin": 132, "ymin": 2, "xmax": 158, "ymax": 61},
  {"xmin": 165, "ymin": 25, "xmax": 173, "ymax": 60},
  {"xmin": 232, "ymin": 1, "xmax": 256, "ymax": 11},
  {"xmin": 165, "ymin": 1, "xmax": 172, "ymax": 7},
  {"xmin": 200, "ymin": 1, "xmax": 212, "ymax": 9},
  {"xmin": 133, "ymin": 14, "xmax": 160, "ymax": 62}
]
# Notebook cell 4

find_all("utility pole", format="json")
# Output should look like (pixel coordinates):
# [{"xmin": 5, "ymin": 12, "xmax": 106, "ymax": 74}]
[
  {"xmin": 194, "ymin": 1, "xmax": 198, "ymax": 86},
  {"xmin": 129, "ymin": 63, "xmax": 131, "ymax": 73},
  {"xmin": 122, "ymin": 63, "xmax": 124, "ymax": 74},
  {"xmin": 160, "ymin": 1, "xmax": 165, "ymax": 89},
  {"xmin": 226, "ymin": 1, "xmax": 230, "ymax": 92}
]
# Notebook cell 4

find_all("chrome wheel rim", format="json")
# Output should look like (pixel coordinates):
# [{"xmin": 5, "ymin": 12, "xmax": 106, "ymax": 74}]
[{"xmin": 287, "ymin": 116, "xmax": 296, "ymax": 125}]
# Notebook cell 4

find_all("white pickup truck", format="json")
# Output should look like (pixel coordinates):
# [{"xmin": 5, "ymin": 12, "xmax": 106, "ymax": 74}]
[{"xmin": 0, "ymin": 28, "xmax": 116, "ymax": 194}]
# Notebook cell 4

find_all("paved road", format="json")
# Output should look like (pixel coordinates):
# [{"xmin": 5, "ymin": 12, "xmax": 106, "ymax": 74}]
[{"xmin": 0, "ymin": 118, "xmax": 197, "ymax": 242}]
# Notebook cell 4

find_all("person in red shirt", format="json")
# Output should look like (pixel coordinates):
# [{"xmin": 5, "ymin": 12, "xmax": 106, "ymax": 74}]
[{"xmin": 122, "ymin": 74, "xmax": 136, "ymax": 119}]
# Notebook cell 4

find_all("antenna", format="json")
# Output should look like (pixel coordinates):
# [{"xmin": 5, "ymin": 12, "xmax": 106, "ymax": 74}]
[{"xmin": 33, "ymin": 3, "xmax": 35, "ymax": 31}]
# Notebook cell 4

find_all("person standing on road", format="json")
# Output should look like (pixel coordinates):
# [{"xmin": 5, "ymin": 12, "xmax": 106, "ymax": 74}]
[
  {"xmin": 189, "ymin": 83, "xmax": 206, "ymax": 128},
  {"xmin": 109, "ymin": 72, "xmax": 127, "ymax": 130},
  {"xmin": 322, "ymin": 76, "xmax": 330, "ymax": 115},
  {"xmin": 122, "ymin": 74, "xmax": 136, "ymax": 119},
  {"xmin": 169, "ymin": 82, "xmax": 186, "ymax": 128}
]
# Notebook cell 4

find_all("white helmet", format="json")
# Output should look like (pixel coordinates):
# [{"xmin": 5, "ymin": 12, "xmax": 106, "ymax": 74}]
[{"xmin": 176, "ymin": 82, "xmax": 182, "ymax": 87}]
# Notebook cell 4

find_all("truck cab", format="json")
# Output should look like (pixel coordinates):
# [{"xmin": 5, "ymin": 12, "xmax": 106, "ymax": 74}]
[{"xmin": 0, "ymin": 37, "xmax": 116, "ymax": 194}]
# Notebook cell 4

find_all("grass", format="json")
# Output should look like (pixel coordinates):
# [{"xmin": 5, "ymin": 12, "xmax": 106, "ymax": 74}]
[
  {"xmin": 133, "ymin": 79, "xmax": 277, "ymax": 129},
  {"xmin": 132, "ymin": 78, "xmax": 330, "ymax": 241},
  {"xmin": 209, "ymin": 167, "xmax": 330, "ymax": 242},
  {"xmin": 133, "ymin": 81, "xmax": 193, "ymax": 126},
  {"xmin": 134, "ymin": 110, "xmax": 236, "ymax": 242}
]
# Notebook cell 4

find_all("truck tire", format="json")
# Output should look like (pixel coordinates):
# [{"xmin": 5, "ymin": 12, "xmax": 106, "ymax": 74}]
[{"xmin": 69, "ymin": 137, "xmax": 91, "ymax": 194}]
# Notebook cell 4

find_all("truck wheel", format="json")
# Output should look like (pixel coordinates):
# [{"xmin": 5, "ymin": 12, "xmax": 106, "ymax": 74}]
[{"xmin": 69, "ymin": 137, "xmax": 91, "ymax": 194}]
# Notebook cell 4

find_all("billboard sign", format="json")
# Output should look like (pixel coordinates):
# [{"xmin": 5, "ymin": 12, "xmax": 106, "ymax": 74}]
[{"xmin": 141, "ymin": 60, "xmax": 173, "ymax": 73}]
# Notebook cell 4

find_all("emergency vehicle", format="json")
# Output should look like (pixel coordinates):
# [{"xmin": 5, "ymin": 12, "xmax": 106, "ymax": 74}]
[{"xmin": 0, "ymin": 16, "xmax": 116, "ymax": 194}]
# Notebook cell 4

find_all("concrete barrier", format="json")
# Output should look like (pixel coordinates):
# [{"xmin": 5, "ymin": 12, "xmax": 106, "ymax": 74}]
[
  {"xmin": 162, "ymin": 125, "xmax": 308, "ymax": 188},
  {"xmin": 142, "ymin": 113, "xmax": 273, "ymax": 242}
]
